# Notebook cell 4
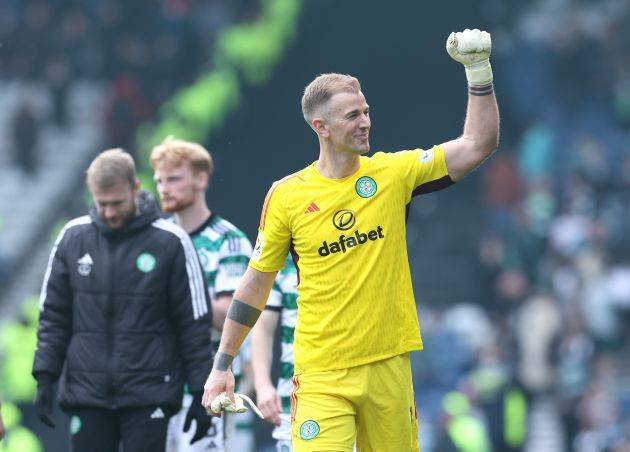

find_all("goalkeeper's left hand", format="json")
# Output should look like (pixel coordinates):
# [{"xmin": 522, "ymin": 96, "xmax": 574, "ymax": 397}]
[
  {"xmin": 209, "ymin": 392, "xmax": 264, "ymax": 419},
  {"xmin": 183, "ymin": 392, "xmax": 213, "ymax": 444},
  {"xmin": 446, "ymin": 28, "xmax": 493, "ymax": 86}
]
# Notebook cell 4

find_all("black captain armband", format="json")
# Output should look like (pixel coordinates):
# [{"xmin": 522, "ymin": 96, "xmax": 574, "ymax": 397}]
[
  {"xmin": 213, "ymin": 352, "xmax": 234, "ymax": 371},
  {"xmin": 226, "ymin": 299, "xmax": 261, "ymax": 328},
  {"xmin": 469, "ymin": 82, "xmax": 494, "ymax": 96}
]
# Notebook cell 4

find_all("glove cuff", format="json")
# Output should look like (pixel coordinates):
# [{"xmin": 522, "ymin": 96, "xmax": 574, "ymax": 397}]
[{"xmin": 465, "ymin": 59, "xmax": 493, "ymax": 86}]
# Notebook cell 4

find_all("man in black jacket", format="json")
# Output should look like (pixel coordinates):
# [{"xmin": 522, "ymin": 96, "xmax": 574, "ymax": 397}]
[{"xmin": 32, "ymin": 149, "xmax": 214, "ymax": 451}]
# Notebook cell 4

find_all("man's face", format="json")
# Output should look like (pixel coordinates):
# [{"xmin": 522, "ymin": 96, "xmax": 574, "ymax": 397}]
[
  {"xmin": 321, "ymin": 91, "xmax": 371, "ymax": 154},
  {"xmin": 154, "ymin": 163, "xmax": 205, "ymax": 213},
  {"xmin": 90, "ymin": 180, "xmax": 138, "ymax": 230}
]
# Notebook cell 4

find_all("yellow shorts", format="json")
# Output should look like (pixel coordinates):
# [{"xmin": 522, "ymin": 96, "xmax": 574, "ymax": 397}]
[{"xmin": 291, "ymin": 353, "xmax": 419, "ymax": 452}]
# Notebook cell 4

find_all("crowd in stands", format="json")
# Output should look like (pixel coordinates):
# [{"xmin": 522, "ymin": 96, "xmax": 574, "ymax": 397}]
[
  {"xmin": 411, "ymin": 0, "xmax": 630, "ymax": 450},
  {"xmin": 0, "ymin": 0, "xmax": 257, "ymax": 153}
]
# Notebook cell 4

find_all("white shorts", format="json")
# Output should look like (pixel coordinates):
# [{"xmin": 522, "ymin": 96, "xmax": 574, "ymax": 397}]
[{"xmin": 166, "ymin": 393, "xmax": 224, "ymax": 452}]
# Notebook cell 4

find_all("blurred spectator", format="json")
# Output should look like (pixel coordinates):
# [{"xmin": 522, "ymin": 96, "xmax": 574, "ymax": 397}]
[
  {"xmin": 548, "ymin": 206, "xmax": 593, "ymax": 260},
  {"xmin": 495, "ymin": 267, "xmax": 529, "ymax": 307},
  {"xmin": 44, "ymin": 58, "xmax": 71, "ymax": 129},
  {"xmin": 514, "ymin": 294, "xmax": 562, "ymax": 396},
  {"xmin": 572, "ymin": 134, "xmax": 613, "ymax": 195},
  {"xmin": 468, "ymin": 344, "xmax": 528, "ymax": 451},
  {"xmin": 441, "ymin": 303, "xmax": 497, "ymax": 354},
  {"xmin": 556, "ymin": 313, "xmax": 595, "ymax": 448},
  {"xmin": 482, "ymin": 152, "xmax": 522, "ymax": 236},
  {"xmin": 11, "ymin": 100, "xmax": 39, "ymax": 176},
  {"xmin": 574, "ymin": 384, "xmax": 624, "ymax": 452},
  {"xmin": 607, "ymin": 260, "xmax": 630, "ymax": 345},
  {"xmin": 521, "ymin": 178, "xmax": 556, "ymax": 237},
  {"xmin": 575, "ymin": 249, "xmax": 624, "ymax": 348},
  {"xmin": 612, "ymin": 59, "xmax": 630, "ymax": 126},
  {"xmin": 105, "ymin": 75, "xmax": 151, "ymax": 154},
  {"xmin": 517, "ymin": 121, "xmax": 554, "ymax": 182},
  {"xmin": 478, "ymin": 234, "xmax": 506, "ymax": 309},
  {"xmin": 433, "ymin": 391, "xmax": 493, "ymax": 452}
]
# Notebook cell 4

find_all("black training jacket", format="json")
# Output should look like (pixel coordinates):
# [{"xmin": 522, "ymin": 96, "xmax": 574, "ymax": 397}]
[{"xmin": 32, "ymin": 192, "xmax": 212, "ymax": 411}]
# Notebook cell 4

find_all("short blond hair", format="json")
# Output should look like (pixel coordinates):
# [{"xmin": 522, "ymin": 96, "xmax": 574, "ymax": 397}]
[
  {"xmin": 86, "ymin": 148, "xmax": 136, "ymax": 189},
  {"xmin": 150, "ymin": 136, "xmax": 214, "ymax": 177},
  {"xmin": 301, "ymin": 73, "xmax": 361, "ymax": 123}
]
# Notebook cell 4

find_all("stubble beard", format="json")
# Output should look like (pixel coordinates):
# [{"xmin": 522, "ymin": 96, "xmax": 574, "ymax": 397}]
[
  {"xmin": 161, "ymin": 195, "xmax": 196, "ymax": 213},
  {"xmin": 351, "ymin": 141, "xmax": 370, "ymax": 155},
  {"xmin": 102, "ymin": 207, "xmax": 136, "ymax": 230}
]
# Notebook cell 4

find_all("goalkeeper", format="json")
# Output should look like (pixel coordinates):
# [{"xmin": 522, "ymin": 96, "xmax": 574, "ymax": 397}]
[{"xmin": 203, "ymin": 28, "xmax": 499, "ymax": 451}]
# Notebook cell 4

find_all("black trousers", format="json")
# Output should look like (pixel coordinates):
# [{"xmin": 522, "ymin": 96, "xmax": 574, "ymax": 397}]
[{"xmin": 67, "ymin": 406, "xmax": 173, "ymax": 452}]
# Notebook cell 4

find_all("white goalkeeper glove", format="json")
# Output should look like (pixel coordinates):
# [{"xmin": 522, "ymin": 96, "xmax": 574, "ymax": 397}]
[
  {"xmin": 209, "ymin": 392, "xmax": 264, "ymax": 419},
  {"xmin": 446, "ymin": 28, "xmax": 493, "ymax": 86}
]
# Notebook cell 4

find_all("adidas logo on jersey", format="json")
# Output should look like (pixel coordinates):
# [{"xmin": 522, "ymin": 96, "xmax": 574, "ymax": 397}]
[
  {"xmin": 304, "ymin": 202, "xmax": 320, "ymax": 214},
  {"xmin": 150, "ymin": 408, "xmax": 165, "ymax": 419},
  {"xmin": 318, "ymin": 226, "xmax": 385, "ymax": 256}
]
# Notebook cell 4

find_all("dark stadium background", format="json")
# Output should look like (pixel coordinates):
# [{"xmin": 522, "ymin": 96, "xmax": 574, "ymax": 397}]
[{"xmin": 1, "ymin": 0, "xmax": 629, "ymax": 450}]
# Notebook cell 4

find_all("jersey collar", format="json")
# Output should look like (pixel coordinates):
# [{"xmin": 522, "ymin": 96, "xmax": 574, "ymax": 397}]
[
  {"xmin": 189, "ymin": 212, "xmax": 217, "ymax": 238},
  {"xmin": 309, "ymin": 157, "xmax": 366, "ymax": 184}
]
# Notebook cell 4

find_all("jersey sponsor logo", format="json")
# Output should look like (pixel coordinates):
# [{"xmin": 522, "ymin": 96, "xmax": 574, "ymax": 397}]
[
  {"xmin": 420, "ymin": 148, "xmax": 434, "ymax": 163},
  {"xmin": 136, "ymin": 253, "xmax": 157, "ymax": 273},
  {"xmin": 304, "ymin": 202, "xmax": 320, "ymax": 214},
  {"xmin": 355, "ymin": 176, "xmax": 377, "ymax": 198},
  {"xmin": 252, "ymin": 232, "xmax": 265, "ymax": 261},
  {"xmin": 77, "ymin": 253, "xmax": 93, "ymax": 276},
  {"xmin": 332, "ymin": 210, "xmax": 355, "ymax": 231},
  {"xmin": 318, "ymin": 226, "xmax": 385, "ymax": 256},
  {"xmin": 299, "ymin": 420, "xmax": 320, "ymax": 440}
]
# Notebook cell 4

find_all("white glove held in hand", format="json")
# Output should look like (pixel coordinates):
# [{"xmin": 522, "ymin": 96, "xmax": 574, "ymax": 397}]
[
  {"xmin": 209, "ymin": 392, "xmax": 264, "ymax": 419},
  {"xmin": 446, "ymin": 28, "xmax": 493, "ymax": 86}
]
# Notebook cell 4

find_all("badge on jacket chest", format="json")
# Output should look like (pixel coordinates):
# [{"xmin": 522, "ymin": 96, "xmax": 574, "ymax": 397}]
[{"xmin": 77, "ymin": 253, "xmax": 93, "ymax": 276}]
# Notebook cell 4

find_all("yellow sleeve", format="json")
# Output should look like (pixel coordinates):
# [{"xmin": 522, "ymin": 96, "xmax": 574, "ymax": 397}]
[
  {"xmin": 249, "ymin": 182, "xmax": 291, "ymax": 272},
  {"xmin": 388, "ymin": 144, "xmax": 452, "ymax": 202}
]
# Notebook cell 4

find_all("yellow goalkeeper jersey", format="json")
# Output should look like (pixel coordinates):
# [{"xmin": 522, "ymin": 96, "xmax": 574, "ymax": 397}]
[{"xmin": 249, "ymin": 145, "xmax": 452, "ymax": 373}]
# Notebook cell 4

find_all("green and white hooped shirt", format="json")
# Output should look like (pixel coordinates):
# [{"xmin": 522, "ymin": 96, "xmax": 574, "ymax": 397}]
[
  {"xmin": 188, "ymin": 213, "xmax": 253, "ymax": 384},
  {"xmin": 265, "ymin": 255, "xmax": 298, "ymax": 414}
]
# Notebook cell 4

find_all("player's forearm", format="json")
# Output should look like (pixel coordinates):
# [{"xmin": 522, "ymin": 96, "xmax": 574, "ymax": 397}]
[
  {"xmin": 462, "ymin": 90, "xmax": 500, "ymax": 157},
  {"xmin": 251, "ymin": 328, "xmax": 275, "ymax": 389},
  {"xmin": 213, "ymin": 301, "xmax": 263, "ymax": 371},
  {"xmin": 212, "ymin": 268, "xmax": 274, "ymax": 371},
  {"xmin": 211, "ymin": 294, "xmax": 232, "ymax": 330}
]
